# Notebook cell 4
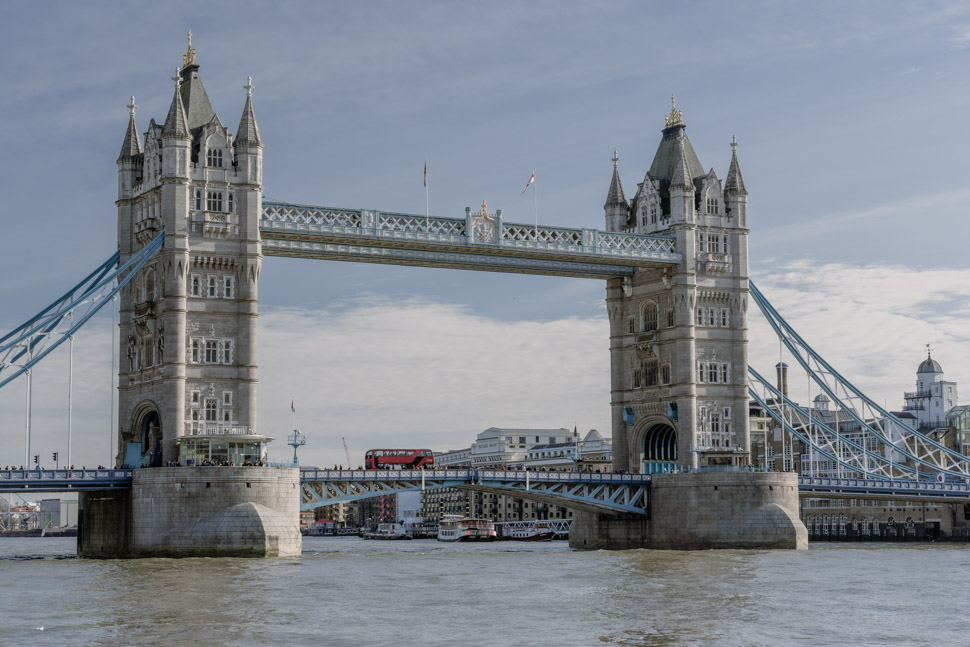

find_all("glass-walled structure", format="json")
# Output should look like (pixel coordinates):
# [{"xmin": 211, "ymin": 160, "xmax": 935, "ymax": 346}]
[{"xmin": 177, "ymin": 432, "xmax": 273, "ymax": 466}]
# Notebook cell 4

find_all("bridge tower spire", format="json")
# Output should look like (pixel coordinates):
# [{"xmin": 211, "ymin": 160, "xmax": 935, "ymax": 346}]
[
  {"xmin": 608, "ymin": 100, "xmax": 751, "ymax": 474},
  {"xmin": 115, "ymin": 39, "xmax": 264, "ymax": 468}
]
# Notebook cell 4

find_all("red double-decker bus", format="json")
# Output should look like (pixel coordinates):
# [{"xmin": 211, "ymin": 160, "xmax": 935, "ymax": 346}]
[{"xmin": 365, "ymin": 449, "xmax": 434, "ymax": 470}]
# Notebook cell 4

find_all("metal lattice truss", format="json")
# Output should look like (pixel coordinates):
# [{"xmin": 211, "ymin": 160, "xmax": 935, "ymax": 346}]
[
  {"xmin": 0, "ymin": 469, "xmax": 134, "ymax": 492},
  {"xmin": 300, "ymin": 469, "xmax": 651, "ymax": 515},
  {"xmin": 260, "ymin": 201, "xmax": 679, "ymax": 278},
  {"xmin": 0, "ymin": 232, "xmax": 164, "ymax": 391},
  {"xmin": 751, "ymin": 281, "xmax": 970, "ymax": 479}
]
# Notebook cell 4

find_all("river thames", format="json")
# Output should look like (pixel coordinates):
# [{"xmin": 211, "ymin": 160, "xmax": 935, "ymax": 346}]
[{"xmin": 0, "ymin": 537, "xmax": 965, "ymax": 646}]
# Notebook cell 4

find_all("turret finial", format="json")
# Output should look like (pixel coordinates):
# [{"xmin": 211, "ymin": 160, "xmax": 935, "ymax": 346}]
[
  {"xmin": 172, "ymin": 67, "xmax": 182, "ymax": 89},
  {"xmin": 664, "ymin": 94, "xmax": 684, "ymax": 128},
  {"xmin": 182, "ymin": 29, "xmax": 197, "ymax": 67},
  {"xmin": 244, "ymin": 75, "xmax": 254, "ymax": 97},
  {"xmin": 731, "ymin": 134, "xmax": 738, "ymax": 153},
  {"xmin": 127, "ymin": 96, "xmax": 138, "ymax": 117},
  {"xmin": 612, "ymin": 150, "xmax": 619, "ymax": 168},
  {"xmin": 927, "ymin": 342, "xmax": 932, "ymax": 359}
]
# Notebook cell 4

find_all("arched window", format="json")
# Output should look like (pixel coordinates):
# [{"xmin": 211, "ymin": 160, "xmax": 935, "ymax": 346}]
[
  {"xmin": 228, "ymin": 192, "xmax": 234, "ymax": 214},
  {"xmin": 191, "ymin": 340, "xmax": 200, "ymax": 363},
  {"xmin": 191, "ymin": 276, "xmax": 201, "ymax": 297},
  {"xmin": 222, "ymin": 340, "xmax": 232, "ymax": 364},
  {"xmin": 696, "ymin": 308, "xmax": 704, "ymax": 326},
  {"xmin": 666, "ymin": 309, "xmax": 675, "ymax": 327},
  {"xmin": 205, "ymin": 340, "xmax": 218, "ymax": 363},
  {"xmin": 205, "ymin": 399, "xmax": 217, "ymax": 422},
  {"xmin": 661, "ymin": 364, "xmax": 671, "ymax": 384},
  {"xmin": 207, "ymin": 148, "xmax": 223, "ymax": 168},
  {"xmin": 144, "ymin": 270, "xmax": 155, "ymax": 301},
  {"xmin": 628, "ymin": 318, "xmax": 635, "ymax": 334},
  {"xmin": 195, "ymin": 190, "xmax": 202, "ymax": 210},
  {"xmin": 643, "ymin": 302, "xmax": 658, "ymax": 332},
  {"xmin": 644, "ymin": 359, "xmax": 658, "ymax": 387}
]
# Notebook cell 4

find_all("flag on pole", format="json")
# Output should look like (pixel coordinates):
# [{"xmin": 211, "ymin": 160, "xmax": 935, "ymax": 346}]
[
  {"xmin": 424, "ymin": 159, "xmax": 427, "ymax": 188},
  {"xmin": 522, "ymin": 170, "xmax": 535, "ymax": 194},
  {"xmin": 290, "ymin": 399, "xmax": 295, "ymax": 413}
]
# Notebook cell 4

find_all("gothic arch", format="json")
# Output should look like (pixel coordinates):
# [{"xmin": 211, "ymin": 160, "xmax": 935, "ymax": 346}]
[
  {"xmin": 632, "ymin": 416, "xmax": 678, "ymax": 474},
  {"xmin": 129, "ymin": 400, "xmax": 163, "ymax": 468}
]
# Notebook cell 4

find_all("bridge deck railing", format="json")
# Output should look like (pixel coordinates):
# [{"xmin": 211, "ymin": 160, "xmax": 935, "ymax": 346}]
[
  {"xmin": 299, "ymin": 468, "xmax": 651, "ymax": 484},
  {"xmin": 799, "ymin": 475, "xmax": 970, "ymax": 496},
  {"xmin": 261, "ymin": 202, "xmax": 679, "ymax": 264}
]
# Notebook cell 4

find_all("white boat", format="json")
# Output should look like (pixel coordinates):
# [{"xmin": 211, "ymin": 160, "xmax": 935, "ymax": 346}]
[
  {"xmin": 499, "ymin": 521, "xmax": 555, "ymax": 542},
  {"xmin": 362, "ymin": 522, "xmax": 411, "ymax": 540},
  {"xmin": 437, "ymin": 516, "xmax": 496, "ymax": 542}
]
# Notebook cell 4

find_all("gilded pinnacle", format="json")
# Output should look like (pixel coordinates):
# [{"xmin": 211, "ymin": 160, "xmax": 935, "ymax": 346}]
[
  {"xmin": 182, "ymin": 29, "xmax": 197, "ymax": 67},
  {"xmin": 664, "ymin": 94, "xmax": 684, "ymax": 128}
]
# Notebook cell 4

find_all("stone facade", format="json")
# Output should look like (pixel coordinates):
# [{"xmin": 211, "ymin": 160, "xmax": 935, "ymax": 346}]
[
  {"xmin": 605, "ymin": 100, "xmax": 750, "ymax": 474},
  {"xmin": 79, "ymin": 467, "xmax": 301, "ymax": 557},
  {"xmin": 116, "ymin": 38, "xmax": 263, "ymax": 467},
  {"xmin": 570, "ymin": 472, "xmax": 806, "ymax": 550}
]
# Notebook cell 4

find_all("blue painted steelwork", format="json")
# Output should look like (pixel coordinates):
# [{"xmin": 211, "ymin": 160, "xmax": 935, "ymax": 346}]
[
  {"xmin": 799, "ymin": 476, "xmax": 970, "ymax": 502},
  {"xmin": 0, "ymin": 232, "xmax": 164, "ymax": 391},
  {"xmin": 750, "ymin": 280, "xmax": 970, "ymax": 479},
  {"xmin": 748, "ymin": 367, "xmax": 917, "ymax": 479},
  {"xmin": 300, "ymin": 469, "xmax": 651, "ymax": 515},
  {"xmin": 259, "ymin": 201, "xmax": 680, "ymax": 278},
  {"xmin": 0, "ymin": 469, "xmax": 133, "ymax": 492}
]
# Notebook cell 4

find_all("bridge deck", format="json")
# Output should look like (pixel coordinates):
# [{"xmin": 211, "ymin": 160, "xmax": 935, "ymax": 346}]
[
  {"xmin": 260, "ymin": 201, "xmax": 681, "ymax": 278},
  {"xmin": 0, "ymin": 469, "xmax": 133, "ymax": 492}
]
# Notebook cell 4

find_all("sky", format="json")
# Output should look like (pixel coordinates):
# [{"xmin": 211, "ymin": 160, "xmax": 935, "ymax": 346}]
[{"xmin": 2, "ymin": 0, "xmax": 970, "ymax": 470}]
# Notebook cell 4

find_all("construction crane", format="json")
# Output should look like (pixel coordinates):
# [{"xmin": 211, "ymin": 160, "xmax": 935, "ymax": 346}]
[{"xmin": 341, "ymin": 436, "xmax": 353, "ymax": 470}]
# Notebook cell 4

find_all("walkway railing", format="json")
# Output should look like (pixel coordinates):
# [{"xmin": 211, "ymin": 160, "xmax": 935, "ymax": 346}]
[
  {"xmin": 0, "ymin": 469, "xmax": 133, "ymax": 492},
  {"xmin": 260, "ymin": 201, "xmax": 680, "ymax": 275}
]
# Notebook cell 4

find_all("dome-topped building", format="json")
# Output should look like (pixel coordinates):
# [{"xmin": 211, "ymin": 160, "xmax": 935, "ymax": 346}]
[{"xmin": 903, "ymin": 349, "xmax": 957, "ymax": 431}]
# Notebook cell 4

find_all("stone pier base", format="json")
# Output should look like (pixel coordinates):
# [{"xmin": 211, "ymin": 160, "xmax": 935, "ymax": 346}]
[
  {"xmin": 78, "ymin": 466, "xmax": 302, "ymax": 558},
  {"xmin": 569, "ymin": 471, "xmax": 807, "ymax": 550}
]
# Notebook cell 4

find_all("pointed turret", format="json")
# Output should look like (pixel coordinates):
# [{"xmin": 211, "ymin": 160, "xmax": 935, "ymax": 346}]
[
  {"xmin": 162, "ymin": 68, "xmax": 190, "ymax": 139},
  {"xmin": 604, "ymin": 150, "xmax": 629, "ymax": 232},
  {"xmin": 723, "ymin": 135, "xmax": 748, "ymax": 228},
  {"xmin": 118, "ymin": 96, "xmax": 142, "ymax": 159},
  {"xmin": 724, "ymin": 135, "xmax": 747, "ymax": 196},
  {"xmin": 670, "ymin": 136, "xmax": 694, "ymax": 190},
  {"xmin": 234, "ymin": 76, "xmax": 262, "ymax": 147}
]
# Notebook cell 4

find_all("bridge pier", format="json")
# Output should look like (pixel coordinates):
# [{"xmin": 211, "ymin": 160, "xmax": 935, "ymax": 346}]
[
  {"xmin": 569, "ymin": 472, "xmax": 806, "ymax": 550},
  {"xmin": 78, "ymin": 467, "xmax": 301, "ymax": 558}
]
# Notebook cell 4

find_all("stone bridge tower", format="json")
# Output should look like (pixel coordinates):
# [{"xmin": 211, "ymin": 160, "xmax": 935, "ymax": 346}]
[
  {"xmin": 115, "ymin": 36, "xmax": 264, "ymax": 467},
  {"xmin": 605, "ymin": 98, "xmax": 750, "ymax": 474}
]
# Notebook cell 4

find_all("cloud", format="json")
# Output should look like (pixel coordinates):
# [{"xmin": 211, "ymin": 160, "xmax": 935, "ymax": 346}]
[
  {"xmin": 901, "ymin": 66, "xmax": 920, "ymax": 75},
  {"xmin": 2, "ymin": 261, "xmax": 968, "ymax": 470}
]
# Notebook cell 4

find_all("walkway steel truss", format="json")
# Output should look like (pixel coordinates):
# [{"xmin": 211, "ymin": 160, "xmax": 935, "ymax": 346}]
[
  {"xmin": 260, "ymin": 201, "xmax": 680, "ymax": 278},
  {"xmin": 300, "ymin": 469, "xmax": 651, "ymax": 515},
  {"xmin": 750, "ymin": 281, "xmax": 970, "ymax": 479},
  {"xmin": 0, "ymin": 469, "xmax": 133, "ymax": 492},
  {"xmin": 799, "ymin": 476, "xmax": 970, "ymax": 503},
  {"xmin": 0, "ymin": 232, "xmax": 164, "ymax": 391}
]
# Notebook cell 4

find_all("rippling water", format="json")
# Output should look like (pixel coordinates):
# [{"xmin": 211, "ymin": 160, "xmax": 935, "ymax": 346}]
[{"xmin": 0, "ymin": 537, "xmax": 966, "ymax": 646}]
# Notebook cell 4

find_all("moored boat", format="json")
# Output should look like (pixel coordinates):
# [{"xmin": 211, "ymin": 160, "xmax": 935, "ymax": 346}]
[
  {"xmin": 361, "ymin": 522, "xmax": 412, "ymax": 540},
  {"xmin": 501, "ymin": 521, "xmax": 555, "ymax": 542},
  {"xmin": 437, "ymin": 516, "xmax": 496, "ymax": 542}
]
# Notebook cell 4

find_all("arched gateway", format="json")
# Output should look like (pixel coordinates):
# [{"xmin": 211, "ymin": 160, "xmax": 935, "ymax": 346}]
[{"xmin": 641, "ymin": 423, "xmax": 677, "ymax": 474}]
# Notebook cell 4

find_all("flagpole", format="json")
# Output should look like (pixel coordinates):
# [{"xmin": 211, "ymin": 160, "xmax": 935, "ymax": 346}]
[
  {"xmin": 533, "ymin": 166, "xmax": 538, "ymax": 241},
  {"xmin": 425, "ymin": 158, "xmax": 430, "ymax": 232}
]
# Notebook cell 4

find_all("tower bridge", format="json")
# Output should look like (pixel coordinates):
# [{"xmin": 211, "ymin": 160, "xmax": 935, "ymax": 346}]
[{"xmin": 16, "ymin": 36, "xmax": 964, "ymax": 556}]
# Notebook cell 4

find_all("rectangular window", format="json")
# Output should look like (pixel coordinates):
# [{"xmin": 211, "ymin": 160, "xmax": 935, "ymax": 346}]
[
  {"xmin": 708, "ymin": 234, "xmax": 721, "ymax": 254},
  {"xmin": 205, "ymin": 399, "xmax": 217, "ymax": 422},
  {"xmin": 719, "ymin": 363, "xmax": 729, "ymax": 383},
  {"xmin": 191, "ymin": 275, "xmax": 201, "ymax": 297},
  {"xmin": 223, "ymin": 411, "xmax": 231, "ymax": 422},
  {"xmin": 191, "ymin": 340, "xmax": 200, "ymax": 363},
  {"xmin": 698, "ymin": 234, "xmax": 706, "ymax": 252},
  {"xmin": 207, "ymin": 149, "xmax": 223, "ymax": 168},
  {"xmin": 667, "ymin": 309, "xmax": 675, "ymax": 327},
  {"xmin": 223, "ymin": 276, "xmax": 233, "ymax": 298},
  {"xmin": 720, "ymin": 309, "xmax": 729, "ymax": 327},
  {"xmin": 191, "ymin": 391, "xmax": 200, "ymax": 404},
  {"xmin": 208, "ymin": 276, "xmax": 217, "ymax": 298},
  {"xmin": 661, "ymin": 364, "xmax": 671, "ymax": 384},
  {"xmin": 633, "ymin": 370, "xmax": 641, "ymax": 388},
  {"xmin": 205, "ymin": 340, "xmax": 218, "ymax": 363},
  {"xmin": 206, "ymin": 191, "xmax": 224, "ymax": 212},
  {"xmin": 223, "ymin": 392, "xmax": 232, "ymax": 406},
  {"xmin": 696, "ymin": 309, "xmax": 704, "ymax": 326},
  {"xmin": 222, "ymin": 340, "xmax": 232, "ymax": 364},
  {"xmin": 708, "ymin": 364, "xmax": 718, "ymax": 383},
  {"xmin": 708, "ymin": 308, "xmax": 716, "ymax": 326},
  {"xmin": 645, "ymin": 362, "xmax": 658, "ymax": 386},
  {"xmin": 228, "ymin": 192, "xmax": 234, "ymax": 214}
]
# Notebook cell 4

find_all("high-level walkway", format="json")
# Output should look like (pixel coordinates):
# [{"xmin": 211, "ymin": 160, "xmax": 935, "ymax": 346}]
[{"xmin": 259, "ymin": 201, "xmax": 681, "ymax": 278}]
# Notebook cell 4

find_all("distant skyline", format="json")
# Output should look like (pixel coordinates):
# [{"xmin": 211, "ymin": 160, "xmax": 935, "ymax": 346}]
[{"xmin": 2, "ymin": 1, "xmax": 970, "ymax": 469}]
